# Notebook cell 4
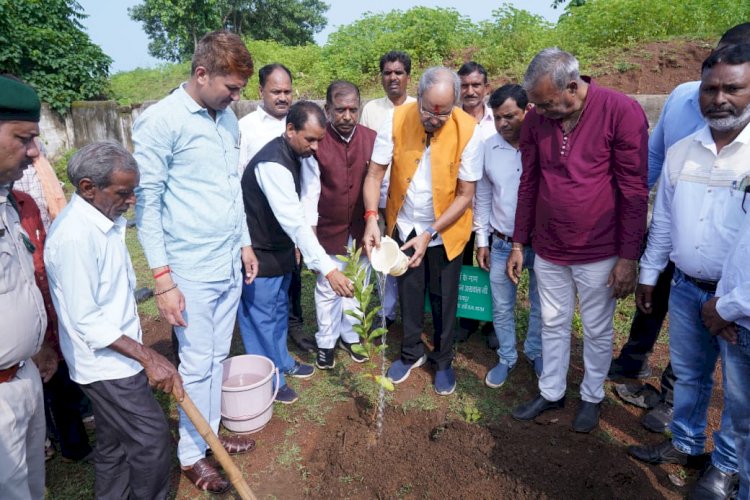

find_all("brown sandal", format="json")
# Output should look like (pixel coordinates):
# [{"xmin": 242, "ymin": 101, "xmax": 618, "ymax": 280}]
[
  {"xmin": 182, "ymin": 458, "xmax": 230, "ymax": 494},
  {"xmin": 219, "ymin": 434, "xmax": 256, "ymax": 455}
]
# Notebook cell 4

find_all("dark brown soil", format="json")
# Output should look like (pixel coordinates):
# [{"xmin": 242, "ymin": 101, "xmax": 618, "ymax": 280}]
[
  {"xmin": 593, "ymin": 40, "xmax": 713, "ymax": 94},
  {"xmin": 139, "ymin": 311, "xmax": 721, "ymax": 499}
]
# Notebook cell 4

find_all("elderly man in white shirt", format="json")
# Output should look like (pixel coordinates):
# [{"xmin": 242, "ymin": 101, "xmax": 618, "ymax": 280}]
[
  {"xmin": 474, "ymin": 84, "xmax": 542, "ymax": 389},
  {"xmin": 46, "ymin": 142, "xmax": 183, "ymax": 500},
  {"xmin": 628, "ymin": 44, "xmax": 750, "ymax": 499}
]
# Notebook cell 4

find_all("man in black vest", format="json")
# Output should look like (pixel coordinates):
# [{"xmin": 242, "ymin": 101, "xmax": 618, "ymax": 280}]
[{"xmin": 239, "ymin": 101, "xmax": 353, "ymax": 404}]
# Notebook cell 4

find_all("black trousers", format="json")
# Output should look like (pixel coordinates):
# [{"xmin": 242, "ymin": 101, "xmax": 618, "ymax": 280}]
[
  {"xmin": 396, "ymin": 231, "xmax": 463, "ymax": 370},
  {"xmin": 288, "ymin": 256, "xmax": 303, "ymax": 324},
  {"xmin": 43, "ymin": 360, "xmax": 92, "ymax": 460},
  {"xmin": 81, "ymin": 371, "xmax": 171, "ymax": 500},
  {"xmin": 613, "ymin": 260, "xmax": 676, "ymax": 403}
]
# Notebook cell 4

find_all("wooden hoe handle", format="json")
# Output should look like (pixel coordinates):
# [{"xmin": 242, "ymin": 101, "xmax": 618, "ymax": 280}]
[{"xmin": 175, "ymin": 390, "xmax": 257, "ymax": 500}]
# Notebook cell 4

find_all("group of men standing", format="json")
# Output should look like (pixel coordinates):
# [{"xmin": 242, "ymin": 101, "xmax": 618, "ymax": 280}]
[{"xmin": 3, "ymin": 21, "xmax": 750, "ymax": 500}]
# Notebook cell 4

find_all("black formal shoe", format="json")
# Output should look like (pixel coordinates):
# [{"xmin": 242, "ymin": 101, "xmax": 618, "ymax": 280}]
[
  {"xmin": 688, "ymin": 464, "xmax": 739, "ymax": 500},
  {"xmin": 572, "ymin": 401, "xmax": 600, "ymax": 433},
  {"xmin": 641, "ymin": 401, "xmax": 673, "ymax": 433},
  {"xmin": 608, "ymin": 360, "xmax": 652, "ymax": 380},
  {"xmin": 512, "ymin": 394, "xmax": 565, "ymax": 421},
  {"xmin": 627, "ymin": 439, "xmax": 689, "ymax": 465}
]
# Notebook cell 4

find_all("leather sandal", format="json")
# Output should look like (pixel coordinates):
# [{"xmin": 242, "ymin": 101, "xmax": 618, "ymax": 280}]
[
  {"xmin": 219, "ymin": 434, "xmax": 256, "ymax": 455},
  {"xmin": 182, "ymin": 458, "xmax": 230, "ymax": 494}
]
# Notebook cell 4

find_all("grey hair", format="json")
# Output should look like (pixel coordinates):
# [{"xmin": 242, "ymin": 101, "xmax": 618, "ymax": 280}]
[
  {"xmin": 523, "ymin": 47, "xmax": 580, "ymax": 91},
  {"xmin": 68, "ymin": 141, "xmax": 138, "ymax": 188},
  {"xmin": 417, "ymin": 66, "xmax": 461, "ymax": 104}
]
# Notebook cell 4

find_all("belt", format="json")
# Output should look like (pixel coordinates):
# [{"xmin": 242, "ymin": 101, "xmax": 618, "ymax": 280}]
[
  {"xmin": 0, "ymin": 363, "xmax": 20, "ymax": 383},
  {"xmin": 681, "ymin": 271, "xmax": 718, "ymax": 293},
  {"xmin": 493, "ymin": 230, "xmax": 513, "ymax": 243}
]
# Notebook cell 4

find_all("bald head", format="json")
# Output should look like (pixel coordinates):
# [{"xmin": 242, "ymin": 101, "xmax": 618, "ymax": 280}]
[{"xmin": 417, "ymin": 67, "xmax": 460, "ymax": 133}]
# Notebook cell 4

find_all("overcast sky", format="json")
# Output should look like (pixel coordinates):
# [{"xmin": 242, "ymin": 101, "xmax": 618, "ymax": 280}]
[{"xmin": 77, "ymin": 0, "xmax": 562, "ymax": 73}]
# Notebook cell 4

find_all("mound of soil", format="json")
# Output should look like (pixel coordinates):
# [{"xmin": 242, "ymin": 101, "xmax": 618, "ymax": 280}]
[
  {"xmin": 308, "ymin": 402, "xmax": 678, "ymax": 499},
  {"xmin": 593, "ymin": 40, "xmax": 713, "ymax": 94}
]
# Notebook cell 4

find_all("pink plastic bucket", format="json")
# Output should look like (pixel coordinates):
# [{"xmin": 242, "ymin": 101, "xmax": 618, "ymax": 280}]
[{"xmin": 221, "ymin": 355, "xmax": 279, "ymax": 434}]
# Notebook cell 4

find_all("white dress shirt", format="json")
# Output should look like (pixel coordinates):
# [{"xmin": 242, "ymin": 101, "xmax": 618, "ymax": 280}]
[
  {"xmin": 45, "ymin": 194, "xmax": 143, "ymax": 385},
  {"xmin": 717, "ymin": 211, "xmax": 750, "ymax": 331},
  {"xmin": 640, "ymin": 124, "xmax": 750, "ymax": 285},
  {"xmin": 238, "ymin": 106, "xmax": 286, "ymax": 175},
  {"xmin": 474, "ymin": 104, "xmax": 496, "ymax": 142},
  {"xmin": 360, "ymin": 96, "xmax": 417, "ymax": 209},
  {"xmin": 255, "ymin": 163, "xmax": 337, "ymax": 275},
  {"xmin": 371, "ymin": 110, "xmax": 484, "ymax": 246},
  {"xmin": 473, "ymin": 133, "xmax": 522, "ymax": 248}
]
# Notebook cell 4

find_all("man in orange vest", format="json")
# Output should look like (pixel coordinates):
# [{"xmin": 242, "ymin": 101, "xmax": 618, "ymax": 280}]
[{"xmin": 362, "ymin": 66, "xmax": 483, "ymax": 395}]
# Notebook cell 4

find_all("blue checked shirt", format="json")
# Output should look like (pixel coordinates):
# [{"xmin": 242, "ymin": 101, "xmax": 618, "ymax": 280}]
[{"xmin": 133, "ymin": 84, "xmax": 251, "ymax": 282}]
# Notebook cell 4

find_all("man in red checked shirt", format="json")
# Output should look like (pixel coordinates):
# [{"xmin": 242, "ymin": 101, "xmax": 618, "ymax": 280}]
[{"xmin": 508, "ymin": 48, "xmax": 649, "ymax": 433}]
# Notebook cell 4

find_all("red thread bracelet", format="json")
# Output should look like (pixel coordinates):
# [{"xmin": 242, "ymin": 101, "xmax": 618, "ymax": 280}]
[
  {"xmin": 153, "ymin": 268, "xmax": 171, "ymax": 280},
  {"xmin": 364, "ymin": 209, "xmax": 378, "ymax": 221}
]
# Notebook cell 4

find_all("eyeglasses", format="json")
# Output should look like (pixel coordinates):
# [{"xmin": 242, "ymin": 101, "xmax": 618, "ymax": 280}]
[{"xmin": 419, "ymin": 102, "xmax": 452, "ymax": 121}]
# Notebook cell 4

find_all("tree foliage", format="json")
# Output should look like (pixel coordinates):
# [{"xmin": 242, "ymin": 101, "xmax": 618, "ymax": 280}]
[
  {"xmin": 0, "ymin": 0, "xmax": 111, "ymax": 114},
  {"xmin": 129, "ymin": 0, "xmax": 328, "ymax": 62},
  {"xmin": 112, "ymin": 1, "xmax": 750, "ymax": 104}
]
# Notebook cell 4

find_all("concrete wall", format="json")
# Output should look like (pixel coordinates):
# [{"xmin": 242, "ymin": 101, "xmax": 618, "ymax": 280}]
[{"xmin": 38, "ymin": 95, "xmax": 669, "ymax": 161}]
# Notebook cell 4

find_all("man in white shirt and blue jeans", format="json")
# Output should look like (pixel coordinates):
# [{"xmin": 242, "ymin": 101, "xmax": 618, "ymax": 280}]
[
  {"xmin": 627, "ymin": 44, "xmax": 750, "ymax": 498},
  {"xmin": 474, "ymin": 84, "xmax": 542, "ymax": 389},
  {"xmin": 46, "ymin": 142, "xmax": 183, "ymax": 500}
]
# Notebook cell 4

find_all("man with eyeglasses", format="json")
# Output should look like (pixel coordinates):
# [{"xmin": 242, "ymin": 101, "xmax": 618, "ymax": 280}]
[
  {"xmin": 362, "ymin": 66, "xmax": 483, "ymax": 396},
  {"xmin": 627, "ymin": 43, "xmax": 750, "ymax": 499},
  {"xmin": 360, "ymin": 51, "xmax": 416, "ymax": 329}
]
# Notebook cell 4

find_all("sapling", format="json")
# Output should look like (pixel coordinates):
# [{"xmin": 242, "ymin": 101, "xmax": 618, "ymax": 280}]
[{"xmin": 338, "ymin": 241, "xmax": 394, "ymax": 395}]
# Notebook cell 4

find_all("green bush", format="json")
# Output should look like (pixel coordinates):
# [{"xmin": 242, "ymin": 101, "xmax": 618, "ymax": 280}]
[
  {"xmin": 106, "ymin": 1, "xmax": 750, "ymax": 104},
  {"xmin": 109, "ymin": 63, "xmax": 190, "ymax": 105}
]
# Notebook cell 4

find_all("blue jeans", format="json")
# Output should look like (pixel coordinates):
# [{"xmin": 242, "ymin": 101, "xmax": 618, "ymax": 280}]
[
  {"xmin": 237, "ymin": 274, "xmax": 296, "ymax": 388},
  {"xmin": 668, "ymin": 269, "xmax": 737, "ymax": 473},
  {"xmin": 722, "ymin": 326, "xmax": 750, "ymax": 498},
  {"xmin": 172, "ymin": 272, "xmax": 241, "ymax": 467},
  {"xmin": 489, "ymin": 238, "xmax": 542, "ymax": 367}
]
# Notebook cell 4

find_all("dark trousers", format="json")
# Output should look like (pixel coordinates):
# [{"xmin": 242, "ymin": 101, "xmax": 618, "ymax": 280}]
[
  {"xmin": 613, "ymin": 260, "xmax": 676, "ymax": 403},
  {"xmin": 396, "ymin": 231, "xmax": 463, "ymax": 370},
  {"xmin": 43, "ymin": 360, "xmax": 92, "ymax": 460},
  {"xmin": 289, "ymin": 257, "xmax": 303, "ymax": 325},
  {"xmin": 81, "ymin": 371, "xmax": 171, "ymax": 500}
]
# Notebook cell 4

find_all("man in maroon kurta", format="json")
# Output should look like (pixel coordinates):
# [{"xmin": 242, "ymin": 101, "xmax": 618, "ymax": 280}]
[
  {"xmin": 508, "ymin": 48, "xmax": 648, "ymax": 432},
  {"xmin": 301, "ymin": 81, "xmax": 377, "ymax": 369}
]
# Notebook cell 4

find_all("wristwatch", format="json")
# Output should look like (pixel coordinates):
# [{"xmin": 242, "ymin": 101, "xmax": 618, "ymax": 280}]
[{"xmin": 425, "ymin": 226, "xmax": 438, "ymax": 240}]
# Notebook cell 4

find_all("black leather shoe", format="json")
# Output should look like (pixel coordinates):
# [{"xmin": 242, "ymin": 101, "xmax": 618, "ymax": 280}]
[
  {"xmin": 688, "ymin": 464, "xmax": 739, "ymax": 500},
  {"xmin": 572, "ymin": 401, "xmax": 600, "ymax": 433},
  {"xmin": 608, "ymin": 360, "xmax": 652, "ymax": 380},
  {"xmin": 627, "ymin": 439, "xmax": 689, "ymax": 465},
  {"xmin": 512, "ymin": 394, "xmax": 565, "ymax": 421},
  {"xmin": 641, "ymin": 401, "xmax": 673, "ymax": 433}
]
